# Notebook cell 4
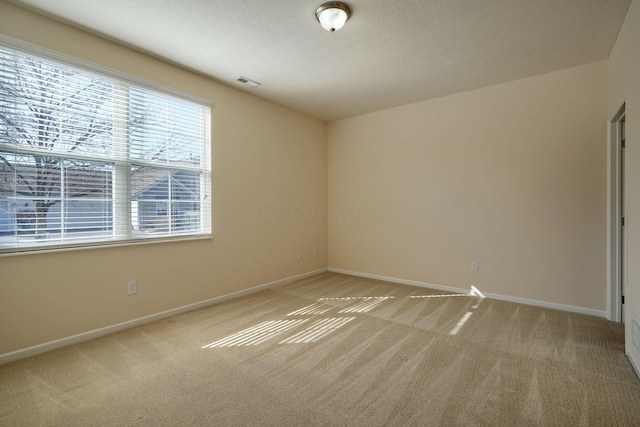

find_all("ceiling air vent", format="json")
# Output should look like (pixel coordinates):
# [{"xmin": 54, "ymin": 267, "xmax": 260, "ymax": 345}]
[{"xmin": 237, "ymin": 76, "xmax": 261, "ymax": 88}]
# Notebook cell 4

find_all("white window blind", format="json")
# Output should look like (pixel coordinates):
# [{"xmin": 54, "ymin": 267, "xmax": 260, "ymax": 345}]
[{"xmin": 0, "ymin": 39, "xmax": 211, "ymax": 254}]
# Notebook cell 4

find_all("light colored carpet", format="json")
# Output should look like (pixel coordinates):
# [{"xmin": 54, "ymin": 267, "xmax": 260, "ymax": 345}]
[{"xmin": 1, "ymin": 272, "xmax": 639, "ymax": 426}]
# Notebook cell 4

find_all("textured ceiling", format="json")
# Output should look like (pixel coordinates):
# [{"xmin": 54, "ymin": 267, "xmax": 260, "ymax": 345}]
[{"xmin": 7, "ymin": 0, "xmax": 632, "ymax": 121}]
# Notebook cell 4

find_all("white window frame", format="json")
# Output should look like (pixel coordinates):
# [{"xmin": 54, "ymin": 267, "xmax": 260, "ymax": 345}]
[{"xmin": 0, "ymin": 35, "xmax": 212, "ymax": 256}]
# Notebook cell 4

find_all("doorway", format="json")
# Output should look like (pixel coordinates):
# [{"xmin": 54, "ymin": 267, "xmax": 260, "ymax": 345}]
[{"xmin": 608, "ymin": 103, "xmax": 626, "ymax": 322}]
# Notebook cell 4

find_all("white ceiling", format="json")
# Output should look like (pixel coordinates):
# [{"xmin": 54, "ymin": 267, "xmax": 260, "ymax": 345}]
[{"xmin": 7, "ymin": 0, "xmax": 632, "ymax": 121}]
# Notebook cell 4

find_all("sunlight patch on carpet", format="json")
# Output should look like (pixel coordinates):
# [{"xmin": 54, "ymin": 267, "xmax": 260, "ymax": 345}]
[
  {"xmin": 279, "ymin": 317, "xmax": 355, "ymax": 344},
  {"xmin": 287, "ymin": 302, "xmax": 333, "ymax": 316},
  {"xmin": 202, "ymin": 319, "xmax": 308, "ymax": 348},
  {"xmin": 408, "ymin": 294, "xmax": 471, "ymax": 299},
  {"xmin": 338, "ymin": 297, "xmax": 394, "ymax": 313},
  {"xmin": 449, "ymin": 312, "xmax": 474, "ymax": 335}
]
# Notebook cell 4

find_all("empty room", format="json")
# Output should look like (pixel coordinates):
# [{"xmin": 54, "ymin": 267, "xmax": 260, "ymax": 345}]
[{"xmin": 1, "ymin": 0, "xmax": 640, "ymax": 425}]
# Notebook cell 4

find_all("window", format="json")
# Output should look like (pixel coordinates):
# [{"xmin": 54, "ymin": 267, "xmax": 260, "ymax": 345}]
[{"xmin": 0, "ymin": 38, "xmax": 211, "ymax": 254}]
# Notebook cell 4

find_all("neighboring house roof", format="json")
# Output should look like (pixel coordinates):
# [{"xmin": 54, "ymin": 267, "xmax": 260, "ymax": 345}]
[
  {"xmin": 132, "ymin": 170, "xmax": 198, "ymax": 200},
  {"xmin": 0, "ymin": 162, "xmax": 111, "ymax": 200},
  {"xmin": 1, "ymin": 162, "xmax": 197, "ymax": 203},
  {"xmin": 130, "ymin": 167, "xmax": 170, "ymax": 196}
]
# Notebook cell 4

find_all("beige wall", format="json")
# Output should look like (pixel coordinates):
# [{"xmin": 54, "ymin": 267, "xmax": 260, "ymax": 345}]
[
  {"xmin": 0, "ymin": 3, "xmax": 327, "ymax": 355},
  {"xmin": 328, "ymin": 61, "xmax": 608, "ymax": 311},
  {"xmin": 609, "ymin": 0, "xmax": 640, "ymax": 372}
]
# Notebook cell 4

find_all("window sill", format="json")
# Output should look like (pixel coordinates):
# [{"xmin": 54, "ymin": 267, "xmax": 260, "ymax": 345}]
[{"xmin": 0, "ymin": 234, "xmax": 213, "ymax": 257}]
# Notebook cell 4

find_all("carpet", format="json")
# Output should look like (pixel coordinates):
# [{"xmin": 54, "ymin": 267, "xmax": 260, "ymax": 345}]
[{"xmin": 1, "ymin": 272, "xmax": 639, "ymax": 426}]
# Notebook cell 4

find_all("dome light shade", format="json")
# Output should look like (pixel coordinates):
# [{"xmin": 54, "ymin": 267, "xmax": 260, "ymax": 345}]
[{"xmin": 315, "ymin": 2, "xmax": 351, "ymax": 32}]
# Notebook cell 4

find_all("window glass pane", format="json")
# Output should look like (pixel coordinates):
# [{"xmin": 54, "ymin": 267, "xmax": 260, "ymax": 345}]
[
  {"xmin": 129, "ymin": 87, "xmax": 203, "ymax": 167},
  {"xmin": 172, "ymin": 201, "xmax": 201, "ymax": 233},
  {"xmin": 131, "ymin": 166, "xmax": 202, "ymax": 237},
  {"xmin": 0, "ymin": 153, "xmax": 61, "ymax": 240},
  {"xmin": 61, "ymin": 160, "xmax": 113, "ymax": 238},
  {"xmin": 0, "ymin": 152, "xmax": 114, "ymax": 248}
]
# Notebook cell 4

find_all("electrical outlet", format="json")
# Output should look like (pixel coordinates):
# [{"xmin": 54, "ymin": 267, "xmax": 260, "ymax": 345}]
[
  {"xmin": 128, "ymin": 281, "xmax": 137, "ymax": 295},
  {"xmin": 633, "ymin": 320, "xmax": 640, "ymax": 353},
  {"xmin": 297, "ymin": 250, "xmax": 302, "ymax": 260},
  {"xmin": 314, "ymin": 248, "xmax": 319, "ymax": 257},
  {"xmin": 471, "ymin": 261, "xmax": 479, "ymax": 272}
]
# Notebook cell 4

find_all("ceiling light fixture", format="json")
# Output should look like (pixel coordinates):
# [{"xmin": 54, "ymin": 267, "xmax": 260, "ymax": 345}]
[{"xmin": 315, "ymin": 2, "xmax": 351, "ymax": 33}]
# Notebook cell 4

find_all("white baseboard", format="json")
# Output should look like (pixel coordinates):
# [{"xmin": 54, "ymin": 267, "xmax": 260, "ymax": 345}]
[
  {"xmin": 329, "ymin": 268, "xmax": 469, "ymax": 294},
  {"xmin": 328, "ymin": 268, "xmax": 607, "ymax": 318},
  {"xmin": 0, "ymin": 268, "xmax": 328, "ymax": 365}
]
